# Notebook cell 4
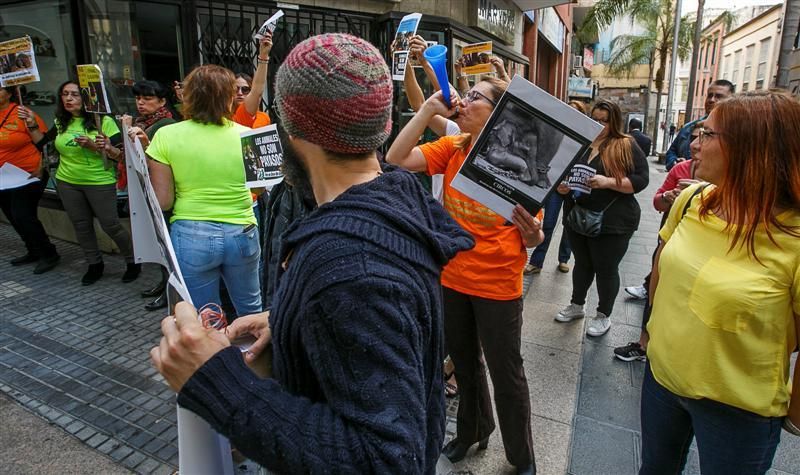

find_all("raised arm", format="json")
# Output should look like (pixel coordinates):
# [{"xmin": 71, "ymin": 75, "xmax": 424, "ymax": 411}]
[
  {"xmin": 244, "ymin": 33, "xmax": 272, "ymax": 117},
  {"xmin": 386, "ymin": 91, "xmax": 457, "ymax": 172}
]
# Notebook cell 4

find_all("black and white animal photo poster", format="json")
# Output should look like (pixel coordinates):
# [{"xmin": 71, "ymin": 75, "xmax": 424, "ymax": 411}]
[{"xmin": 451, "ymin": 75, "xmax": 603, "ymax": 220}]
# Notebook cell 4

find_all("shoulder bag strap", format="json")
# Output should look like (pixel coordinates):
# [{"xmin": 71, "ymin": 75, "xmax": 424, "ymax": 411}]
[{"xmin": 679, "ymin": 184, "xmax": 710, "ymax": 221}]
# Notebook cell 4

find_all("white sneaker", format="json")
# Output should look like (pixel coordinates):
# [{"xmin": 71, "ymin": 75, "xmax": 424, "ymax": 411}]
[
  {"xmin": 624, "ymin": 285, "xmax": 647, "ymax": 300},
  {"xmin": 555, "ymin": 303, "xmax": 585, "ymax": 322},
  {"xmin": 586, "ymin": 312, "xmax": 612, "ymax": 337}
]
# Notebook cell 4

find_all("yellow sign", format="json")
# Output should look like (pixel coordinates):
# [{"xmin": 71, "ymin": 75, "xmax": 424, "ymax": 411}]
[
  {"xmin": 75, "ymin": 64, "xmax": 110, "ymax": 114},
  {"xmin": 461, "ymin": 41, "xmax": 493, "ymax": 76},
  {"xmin": 0, "ymin": 36, "xmax": 39, "ymax": 87}
]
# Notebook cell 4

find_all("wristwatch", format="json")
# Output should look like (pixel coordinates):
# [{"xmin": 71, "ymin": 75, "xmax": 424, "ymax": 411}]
[
  {"xmin": 784, "ymin": 417, "xmax": 800, "ymax": 436},
  {"xmin": 26, "ymin": 121, "xmax": 39, "ymax": 130}
]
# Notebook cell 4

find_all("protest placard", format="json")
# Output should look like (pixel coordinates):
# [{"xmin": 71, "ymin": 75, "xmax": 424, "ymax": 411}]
[
  {"xmin": 450, "ymin": 75, "xmax": 603, "ymax": 220},
  {"xmin": 241, "ymin": 124, "xmax": 284, "ymax": 188},
  {"xmin": 76, "ymin": 64, "xmax": 111, "ymax": 114},
  {"xmin": 460, "ymin": 41, "xmax": 493, "ymax": 75},
  {"xmin": 254, "ymin": 10, "xmax": 283, "ymax": 39},
  {"xmin": 566, "ymin": 164, "xmax": 596, "ymax": 194},
  {"xmin": 0, "ymin": 36, "xmax": 39, "ymax": 87},
  {"xmin": 410, "ymin": 40, "xmax": 437, "ymax": 68},
  {"xmin": 391, "ymin": 13, "xmax": 422, "ymax": 81}
]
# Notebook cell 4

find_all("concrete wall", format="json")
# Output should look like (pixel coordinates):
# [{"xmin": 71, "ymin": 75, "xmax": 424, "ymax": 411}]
[
  {"xmin": 0, "ymin": 208, "xmax": 126, "ymax": 255},
  {"xmin": 288, "ymin": 0, "xmax": 472, "ymax": 24}
]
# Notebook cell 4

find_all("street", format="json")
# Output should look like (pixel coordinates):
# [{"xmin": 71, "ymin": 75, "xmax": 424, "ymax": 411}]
[{"xmin": 0, "ymin": 160, "xmax": 798, "ymax": 474}]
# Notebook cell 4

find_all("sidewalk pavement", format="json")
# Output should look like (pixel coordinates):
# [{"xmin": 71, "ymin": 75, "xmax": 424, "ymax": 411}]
[{"xmin": 1, "ymin": 159, "xmax": 798, "ymax": 474}]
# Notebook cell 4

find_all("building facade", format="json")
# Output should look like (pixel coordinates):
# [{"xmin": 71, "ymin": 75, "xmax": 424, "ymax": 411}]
[
  {"xmin": 1, "ymin": 0, "xmax": 574, "ymax": 245},
  {"xmin": 688, "ymin": 15, "xmax": 727, "ymax": 120},
  {"xmin": 719, "ymin": 4, "xmax": 782, "ymax": 102}
]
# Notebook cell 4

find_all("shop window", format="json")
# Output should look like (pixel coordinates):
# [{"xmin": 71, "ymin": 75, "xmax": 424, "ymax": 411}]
[
  {"xmin": 84, "ymin": 1, "xmax": 184, "ymax": 115},
  {"xmin": 0, "ymin": 0, "xmax": 78, "ymax": 126}
]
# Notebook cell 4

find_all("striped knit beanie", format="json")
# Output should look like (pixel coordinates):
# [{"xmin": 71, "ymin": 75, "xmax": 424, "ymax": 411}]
[{"xmin": 274, "ymin": 33, "xmax": 393, "ymax": 154}]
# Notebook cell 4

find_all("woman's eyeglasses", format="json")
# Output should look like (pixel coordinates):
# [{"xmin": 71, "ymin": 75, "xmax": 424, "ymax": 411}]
[
  {"xmin": 237, "ymin": 86, "xmax": 252, "ymax": 94},
  {"xmin": 697, "ymin": 127, "xmax": 721, "ymax": 144},
  {"xmin": 464, "ymin": 90, "xmax": 496, "ymax": 106}
]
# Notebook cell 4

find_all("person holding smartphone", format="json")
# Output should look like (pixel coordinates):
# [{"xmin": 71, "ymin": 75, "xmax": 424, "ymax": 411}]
[
  {"xmin": 147, "ymin": 65, "xmax": 262, "ymax": 316},
  {"xmin": 31, "ymin": 80, "xmax": 139, "ymax": 285}
]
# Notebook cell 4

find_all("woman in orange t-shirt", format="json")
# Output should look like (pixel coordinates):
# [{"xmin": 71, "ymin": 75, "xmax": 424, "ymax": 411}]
[
  {"xmin": 0, "ymin": 85, "xmax": 59, "ymax": 273},
  {"xmin": 232, "ymin": 33, "xmax": 272, "ymax": 129},
  {"xmin": 387, "ymin": 78, "xmax": 543, "ymax": 475}
]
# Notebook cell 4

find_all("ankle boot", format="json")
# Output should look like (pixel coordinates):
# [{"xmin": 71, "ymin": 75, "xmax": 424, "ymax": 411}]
[
  {"xmin": 144, "ymin": 291, "xmax": 168, "ymax": 311},
  {"xmin": 82, "ymin": 262, "xmax": 104, "ymax": 286},
  {"xmin": 122, "ymin": 263, "xmax": 142, "ymax": 283},
  {"xmin": 442, "ymin": 437, "xmax": 489, "ymax": 463}
]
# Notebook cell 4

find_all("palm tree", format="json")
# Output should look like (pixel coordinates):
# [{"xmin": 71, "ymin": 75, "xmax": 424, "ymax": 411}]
[{"xmin": 580, "ymin": 0, "xmax": 693, "ymax": 142}]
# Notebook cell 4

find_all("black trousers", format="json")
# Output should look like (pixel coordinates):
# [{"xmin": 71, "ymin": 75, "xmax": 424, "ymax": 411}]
[
  {"xmin": 0, "ymin": 171, "xmax": 57, "ymax": 258},
  {"xmin": 566, "ymin": 228, "xmax": 633, "ymax": 317},
  {"xmin": 443, "ymin": 286, "xmax": 534, "ymax": 468}
]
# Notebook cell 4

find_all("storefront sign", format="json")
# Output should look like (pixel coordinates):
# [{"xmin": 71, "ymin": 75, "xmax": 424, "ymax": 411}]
[
  {"xmin": 537, "ymin": 8, "xmax": 564, "ymax": 53},
  {"xmin": 475, "ymin": 0, "xmax": 518, "ymax": 45},
  {"xmin": 583, "ymin": 47, "xmax": 594, "ymax": 71},
  {"xmin": 568, "ymin": 77, "xmax": 593, "ymax": 98}
]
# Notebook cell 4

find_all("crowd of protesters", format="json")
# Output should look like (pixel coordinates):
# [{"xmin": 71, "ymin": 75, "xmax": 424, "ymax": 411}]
[{"xmin": 0, "ymin": 27, "xmax": 798, "ymax": 475}]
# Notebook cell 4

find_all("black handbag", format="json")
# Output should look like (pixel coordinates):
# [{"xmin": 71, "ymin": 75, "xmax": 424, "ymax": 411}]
[{"xmin": 566, "ymin": 198, "xmax": 618, "ymax": 237}]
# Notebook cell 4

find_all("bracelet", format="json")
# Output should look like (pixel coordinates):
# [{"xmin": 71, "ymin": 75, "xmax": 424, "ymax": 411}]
[
  {"xmin": 257, "ymin": 57, "xmax": 269, "ymax": 63},
  {"xmin": 457, "ymin": 75, "xmax": 467, "ymax": 80},
  {"xmin": 26, "ymin": 122, "xmax": 39, "ymax": 130},
  {"xmin": 784, "ymin": 417, "xmax": 800, "ymax": 436}
]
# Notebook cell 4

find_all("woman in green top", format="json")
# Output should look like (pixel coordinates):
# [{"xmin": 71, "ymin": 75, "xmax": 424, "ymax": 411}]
[
  {"xmin": 147, "ymin": 65, "xmax": 261, "ymax": 316},
  {"xmin": 37, "ymin": 81, "xmax": 139, "ymax": 285}
]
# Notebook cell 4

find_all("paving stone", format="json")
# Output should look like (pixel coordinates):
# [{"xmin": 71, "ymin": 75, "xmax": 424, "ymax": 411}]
[
  {"xmin": 569, "ymin": 416, "xmax": 638, "ymax": 475},
  {"xmin": 109, "ymin": 444, "xmax": 134, "ymax": 463}
]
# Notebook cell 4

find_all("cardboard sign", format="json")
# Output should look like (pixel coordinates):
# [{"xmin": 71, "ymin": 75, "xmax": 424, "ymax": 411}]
[
  {"xmin": 451, "ymin": 75, "xmax": 603, "ymax": 220},
  {"xmin": 76, "ymin": 64, "xmax": 111, "ymax": 114},
  {"xmin": 566, "ymin": 164, "xmax": 596, "ymax": 194},
  {"xmin": 241, "ymin": 124, "xmax": 284, "ymax": 188},
  {"xmin": 254, "ymin": 10, "xmax": 283, "ymax": 39},
  {"xmin": 0, "ymin": 36, "xmax": 39, "ymax": 87},
  {"xmin": 460, "ymin": 41, "xmax": 493, "ymax": 75},
  {"xmin": 391, "ymin": 13, "xmax": 422, "ymax": 81}
]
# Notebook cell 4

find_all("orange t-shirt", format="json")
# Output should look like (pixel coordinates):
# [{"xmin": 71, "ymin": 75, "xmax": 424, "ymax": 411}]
[
  {"xmin": 232, "ymin": 102, "xmax": 271, "ymax": 128},
  {"xmin": 0, "ymin": 104, "xmax": 47, "ymax": 173},
  {"xmin": 420, "ymin": 135, "xmax": 541, "ymax": 300}
]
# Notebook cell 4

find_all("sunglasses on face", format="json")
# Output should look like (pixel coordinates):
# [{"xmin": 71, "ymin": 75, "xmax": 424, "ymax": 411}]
[
  {"xmin": 237, "ymin": 86, "xmax": 252, "ymax": 94},
  {"xmin": 464, "ymin": 90, "xmax": 496, "ymax": 106}
]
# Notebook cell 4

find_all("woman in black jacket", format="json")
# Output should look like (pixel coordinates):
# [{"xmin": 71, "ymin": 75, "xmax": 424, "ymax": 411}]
[{"xmin": 555, "ymin": 99, "xmax": 649, "ymax": 336}]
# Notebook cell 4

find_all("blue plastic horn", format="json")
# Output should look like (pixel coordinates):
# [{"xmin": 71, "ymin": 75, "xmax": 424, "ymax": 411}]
[{"xmin": 423, "ymin": 44, "xmax": 451, "ymax": 108}]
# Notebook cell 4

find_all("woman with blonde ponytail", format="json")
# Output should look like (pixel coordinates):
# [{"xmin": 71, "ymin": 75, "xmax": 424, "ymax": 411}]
[{"xmin": 554, "ymin": 99, "xmax": 649, "ymax": 337}]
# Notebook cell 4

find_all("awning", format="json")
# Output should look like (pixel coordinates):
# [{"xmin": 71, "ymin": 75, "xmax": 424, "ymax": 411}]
[{"xmin": 512, "ymin": 0, "xmax": 575, "ymax": 10}]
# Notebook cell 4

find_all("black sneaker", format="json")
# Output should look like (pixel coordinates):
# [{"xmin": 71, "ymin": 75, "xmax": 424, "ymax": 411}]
[
  {"xmin": 122, "ymin": 263, "xmax": 142, "ymax": 283},
  {"xmin": 82, "ymin": 262, "xmax": 104, "ymax": 286},
  {"xmin": 33, "ymin": 254, "xmax": 60, "ymax": 274},
  {"xmin": 10, "ymin": 253, "xmax": 39, "ymax": 266},
  {"xmin": 613, "ymin": 342, "xmax": 647, "ymax": 362}
]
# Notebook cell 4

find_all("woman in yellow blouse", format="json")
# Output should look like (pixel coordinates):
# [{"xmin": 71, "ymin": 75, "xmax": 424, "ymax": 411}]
[{"xmin": 642, "ymin": 90, "xmax": 800, "ymax": 473}]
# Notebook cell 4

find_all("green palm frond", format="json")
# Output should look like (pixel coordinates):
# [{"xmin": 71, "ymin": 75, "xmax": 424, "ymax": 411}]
[{"xmin": 607, "ymin": 33, "xmax": 656, "ymax": 78}]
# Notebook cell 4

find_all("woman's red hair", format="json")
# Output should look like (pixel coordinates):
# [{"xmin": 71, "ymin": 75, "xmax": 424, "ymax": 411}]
[{"xmin": 700, "ymin": 90, "xmax": 800, "ymax": 259}]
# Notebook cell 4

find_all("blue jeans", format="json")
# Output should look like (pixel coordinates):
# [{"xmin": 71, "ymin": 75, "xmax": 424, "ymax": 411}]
[
  {"xmin": 529, "ymin": 193, "xmax": 571, "ymax": 267},
  {"xmin": 640, "ymin": 363, "xmax": 782, "ymax": 475},
  {"xmin": 170, "ymin": 220, "xmax": 262, "ymax": 316}
]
